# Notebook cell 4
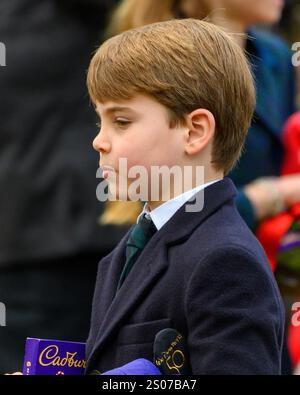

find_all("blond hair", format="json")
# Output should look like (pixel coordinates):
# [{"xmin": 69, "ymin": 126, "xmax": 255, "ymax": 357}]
[{"xmin": 88, "ymin": 18, "xmax": 255, "ymax": 173}]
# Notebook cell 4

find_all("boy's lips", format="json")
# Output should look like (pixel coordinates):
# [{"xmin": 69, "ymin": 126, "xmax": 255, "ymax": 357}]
[{"xmin": 100, "ymin": 165, "xmax": 116, "ymax": 179}]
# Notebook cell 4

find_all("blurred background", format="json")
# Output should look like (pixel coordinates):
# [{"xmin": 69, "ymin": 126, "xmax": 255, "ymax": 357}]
[
  {"xmin": 275, "ymin": 0, "xmax": 300, "ymax": 105},
  {"xmin": 0, "ymin": 0, "xmax": 299, "ymax": 375},
  {"xmin": 276, "ymin": 0, "xmax": 300, "ymax": 43}
]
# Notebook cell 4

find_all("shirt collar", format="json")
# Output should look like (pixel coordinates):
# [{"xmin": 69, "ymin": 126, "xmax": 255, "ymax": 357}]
[{"xmin": 137, "ymin": 179, "xmax": 222, "ymax": 230}]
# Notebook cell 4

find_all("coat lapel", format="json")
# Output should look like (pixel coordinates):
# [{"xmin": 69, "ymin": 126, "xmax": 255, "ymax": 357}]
[
  {"xmin": 86, "ymin": 230, "xmax": 169, "ymax": 371},
  {"xmin": 92, "ymin": 232, "xmax": 130, "ymax": 332}
]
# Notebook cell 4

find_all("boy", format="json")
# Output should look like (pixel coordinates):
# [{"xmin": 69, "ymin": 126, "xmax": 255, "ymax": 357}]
[{"xmin": 85, "ymin": 19, "xmax": 284, "ymax": 375}]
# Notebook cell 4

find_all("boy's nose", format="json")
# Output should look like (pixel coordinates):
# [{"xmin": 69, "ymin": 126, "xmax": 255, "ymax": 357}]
[{"xmin": 92, "ymin": 132, "xmax": 111, "ymax": 154}]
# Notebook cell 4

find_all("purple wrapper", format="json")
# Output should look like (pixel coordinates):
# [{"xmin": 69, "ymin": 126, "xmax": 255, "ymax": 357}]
[{"xmin": 22, "ymin": 338, "xmax": 86, "ymax": 375}]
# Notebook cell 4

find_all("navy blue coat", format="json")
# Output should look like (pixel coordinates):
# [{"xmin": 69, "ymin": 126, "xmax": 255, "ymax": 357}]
[{"xmin": 86, "ymin": 178, "xmax": 284, "ymax": 375}]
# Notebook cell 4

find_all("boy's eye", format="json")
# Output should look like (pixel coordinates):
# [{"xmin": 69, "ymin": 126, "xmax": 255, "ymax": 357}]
[
  {"xmin": 114, "ymin": 119, "xmax": 131, "ymax": 128},
  {"xmin": 95, "ymin": 119, "xmax": 131, "ymax": 130}
]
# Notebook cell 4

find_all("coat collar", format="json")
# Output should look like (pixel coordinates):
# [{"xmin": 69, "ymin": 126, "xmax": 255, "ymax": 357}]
[
  {"xmin": 86, "ymin": 178, "xmax": 237, "ymax": 372},
  {"xmin": 159, "ymin": 178, "xmax": 237, "ymax": 246}
]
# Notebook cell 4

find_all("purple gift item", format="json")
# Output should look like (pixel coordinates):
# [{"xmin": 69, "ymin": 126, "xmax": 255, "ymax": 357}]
[
  {"xmin": 101, "ymin": 359, "xmax": 162, "ymax": 375},
  {"xmin": 22, "ymin": 338, "xmax": 86, "ymax": 375}
]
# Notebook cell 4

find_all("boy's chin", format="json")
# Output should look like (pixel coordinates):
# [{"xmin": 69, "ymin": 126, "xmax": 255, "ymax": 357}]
[
  {"xmin": 108, "ymin": 190, "xmax": 146, "ymax": 202},
  {"xmin": 108, "ymin": 185, "xmax": 150, "ymax": 202}
]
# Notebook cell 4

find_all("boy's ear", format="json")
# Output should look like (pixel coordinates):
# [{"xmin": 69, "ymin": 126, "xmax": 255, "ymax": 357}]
[{"xmin": 184, "ymin": 109, "xmax": 215, "ymax": 156}]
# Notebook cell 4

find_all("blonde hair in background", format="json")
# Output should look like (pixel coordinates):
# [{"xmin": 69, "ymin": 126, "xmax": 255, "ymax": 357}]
[
  {"xmin": 107, "ymin": 0, "xmax": 177, "ymax": 37},
  {"xmin": 106, "ymin": 0, "xmax": 210, "ymax": 38},
  {"xmin": 98, "ymin": 201, "xmax": 142, "ymax": 226}
]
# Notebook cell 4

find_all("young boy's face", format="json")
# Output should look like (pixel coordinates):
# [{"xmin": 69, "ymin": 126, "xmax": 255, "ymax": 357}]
[{"xmin": 93, "ymin": 94, "xmax": 184, "ymax": 203}]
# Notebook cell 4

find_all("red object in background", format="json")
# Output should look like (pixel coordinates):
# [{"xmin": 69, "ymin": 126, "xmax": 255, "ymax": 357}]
[
  {"xmin": 256, "ymin": 112, "xmax": 300, "ymax": 370},
  {"xmin": 256, "ymin": 212, "xmax": 295, "ymax": 272},
  {"xmin": 282, "ymin": 112, "xmax": 300, "ymax": 176},
  {"xmin": 256, "ymin": 112, "xmax": 300, "ymax": 272}
]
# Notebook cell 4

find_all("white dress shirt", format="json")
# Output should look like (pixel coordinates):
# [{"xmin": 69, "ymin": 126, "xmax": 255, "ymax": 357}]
[{"xmin": 137, "ymin": 179, "xmax": 222, "ymax": 230}]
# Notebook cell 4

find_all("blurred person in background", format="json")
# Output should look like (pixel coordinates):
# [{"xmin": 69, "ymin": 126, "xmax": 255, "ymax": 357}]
[
  {"xmin": 106, "ymin": 0, "xmax": 300, "ymax": 374},
  {"xmin": 0, "ymin": 0, "xmax": 132, "ymax": 373},
  {"xmin": 277, "ymin": 0, "xmax": 300, "ymax": 44},
  {"xmin": 277, "ymin": 0, "xmax": 300, "ymax": 108}
]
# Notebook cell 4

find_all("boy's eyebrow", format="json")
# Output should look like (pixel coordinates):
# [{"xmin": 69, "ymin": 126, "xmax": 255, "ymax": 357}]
[{"xmin": 95, "ymin": 106, "xmax": 136, "ymax": 115}]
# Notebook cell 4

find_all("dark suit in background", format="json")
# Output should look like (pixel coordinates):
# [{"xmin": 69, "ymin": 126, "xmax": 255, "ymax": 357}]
[
  {"xmin": 0, "ymin": 0, "xmax": 125, "ymax": 373},
  {"xmin": 86, "ymin": 179, "xmax": 284, "ymax": 375}
]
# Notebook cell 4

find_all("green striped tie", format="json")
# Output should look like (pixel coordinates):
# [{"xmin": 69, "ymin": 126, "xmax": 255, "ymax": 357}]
[{"xmin": 116, "ymin": 214, "xmax": 157, "ymax": 292}]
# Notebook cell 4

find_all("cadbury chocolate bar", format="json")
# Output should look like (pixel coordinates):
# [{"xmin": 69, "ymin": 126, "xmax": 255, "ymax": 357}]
[{"xmin": 23, "ymin": 338, "xmax": 86, "ymax": 375}]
